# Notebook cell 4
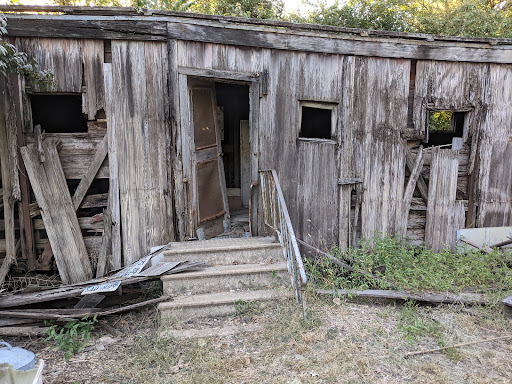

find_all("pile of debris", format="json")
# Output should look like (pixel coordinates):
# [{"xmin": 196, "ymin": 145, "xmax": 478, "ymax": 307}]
[{"xmin": 0, "ymin": 244, "xmax": 202, "ymax": 337}]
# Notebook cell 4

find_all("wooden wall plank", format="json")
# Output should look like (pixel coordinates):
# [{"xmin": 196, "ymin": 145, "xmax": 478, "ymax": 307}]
[
  {"xmin": 477, "ymin": 65, "xmax": 512, "ymax": 227},
  {"xmin": 82, "ymin": 39, "xmax": 105, "ymax": 120},
  {"xmin": 15, "ymin": 38, "xmax": 82, "ymax": 92},
  {"xmin": 111, "ymin": 40, "xmax": 174, "ymax": 265},
  {"xmin": 425, "ymin": 148, "xmax": 462, "ymax": 252},
  {"xmin": 20, "ymin": 141, "xmax": 92, "ymax": 284},
  {"xmin": 296, "ymin": 141, "xmax": 338, "ymax": 247},
  {"xmin": 103, "ymin": 62, "xmax": 122, "ymax": 270},
  {"xmin": 348, "ymin": 57, "xmax": 409, "ymax": 240},
  {"xmin": 0, "ymin": 80, "xmax": 18, "ymax": 285}
]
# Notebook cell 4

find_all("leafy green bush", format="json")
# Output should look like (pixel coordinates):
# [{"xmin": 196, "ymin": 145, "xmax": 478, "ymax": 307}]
[
  {"xmin": 305, "ymin": 234, "xmax": 512, "ymax": 295},
  {"xmin": 45, "ymin": 316, "xmax": 98, "ymax": 361}
]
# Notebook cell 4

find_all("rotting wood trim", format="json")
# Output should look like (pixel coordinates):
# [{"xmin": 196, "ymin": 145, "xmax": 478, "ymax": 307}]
[
  {"xmin": 4, "ymin": 18, "xmax": 167, "ymax": 41},
  {"xmin": 338, "ymin": 178, "xmax": 362, "ymax": 185},
  {"xmin": 71, "ymin": 135, "xmax": 108, "ymax": 211},
  {"xmin": 177, "ymin": 66, "xmax": 259, "ymax": 82},
  {"xmin": 166, "ymin": 22, "xmax": 512, "ymax": 64},
  {"xmin": 4, "ymin": 5, "xmax": 512, "ymax": 46},
  {"xmin": 4, "ymin": 13, "xmax": 512, "ymax": 63}
]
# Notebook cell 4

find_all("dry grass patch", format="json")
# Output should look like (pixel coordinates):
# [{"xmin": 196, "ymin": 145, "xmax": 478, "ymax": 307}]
[{"xmin": 16, "ymin": 294, "xmax": 512, "ymax": 384}]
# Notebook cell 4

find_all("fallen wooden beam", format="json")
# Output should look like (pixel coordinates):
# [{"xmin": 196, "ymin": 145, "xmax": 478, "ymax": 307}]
[
  {"xmin": 0, "ymin": 326, "xmax": 50, "ymax": 337},
  {"xmin": 316, "ymin": 289, "xmax": 487, "ymax": 305},
  {"xmin": 20, "ymin": 140, "xmax": 93, "ymax": 284},
  {"xmin": 405, "ymin": 335, "xmax": 512, "ymax": 358}
]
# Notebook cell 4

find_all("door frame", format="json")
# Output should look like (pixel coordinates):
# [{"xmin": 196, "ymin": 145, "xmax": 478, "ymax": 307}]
[{"xmin": 176, "ymin": 66, "xmax": 261, "ymax": 239}]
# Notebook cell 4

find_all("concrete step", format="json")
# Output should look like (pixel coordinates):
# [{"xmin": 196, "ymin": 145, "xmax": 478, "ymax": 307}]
[
  {"xmin": 158, "ymin": 289, "xmax": 294, "ymax": 323},
  {"xmin": 163, "ymin": 236, "xmax": 284, "ymax": 265},
  {"xmin": 162, "ymin": 262, "xmax": 289, "ymax": 295}
]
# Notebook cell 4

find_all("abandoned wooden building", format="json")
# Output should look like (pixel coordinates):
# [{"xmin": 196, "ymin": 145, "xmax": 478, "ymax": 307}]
[{"xmin": 0, "ymin": 5, "xmax": 511, "ymax": 289}]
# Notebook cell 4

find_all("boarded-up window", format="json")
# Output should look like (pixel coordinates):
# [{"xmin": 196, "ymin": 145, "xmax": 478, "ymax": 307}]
[{"xmin": 299, "ymin": 102, "xmax": 335, "ymax": 140}]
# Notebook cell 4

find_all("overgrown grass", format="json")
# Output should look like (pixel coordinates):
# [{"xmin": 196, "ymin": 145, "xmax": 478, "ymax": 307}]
[{"xmin": 305, "ymin": 235, "xmax": 512, "ymax": 295}]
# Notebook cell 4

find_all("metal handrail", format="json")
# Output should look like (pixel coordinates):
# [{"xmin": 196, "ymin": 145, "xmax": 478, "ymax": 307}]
[{"xmin": 259, "ymin": 169, "xmax": 307, "ymax": 315}]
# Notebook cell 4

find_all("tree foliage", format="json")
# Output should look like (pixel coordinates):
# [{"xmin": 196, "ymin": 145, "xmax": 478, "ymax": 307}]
[
  {"xmin": 297, "ymin": 0, "xmax": 512, "ymax": 38},
  {"xmin": 53, "ymin": 0, "xmax": 284, "ymax": 19}
]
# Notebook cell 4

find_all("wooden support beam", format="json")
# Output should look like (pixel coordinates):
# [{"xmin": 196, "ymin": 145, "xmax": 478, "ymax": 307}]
[
  {"xmin": 405, "ymin": 148, "xmax": 428, "ymax": 204},
  {"xmin": 0, "ymin": 88, "xmax": 17, "ymax": 286},
  {"xmin": 103, "ymin": 62, "xmax": 121, "ymax": 270},
  {"xmin": 72, "ymin": 135, "xmax": 108, "ymax": 211},
  {"xmin": 12, "ymin": 76, "xmax": 37, "ymax": 269},
  {"xmin": 20, "ymin": 141, "xmax": 93, "ymax": 284},
  {"xmin": 401, "ymin": 146, "xmax": 424, "ymax": 237}
]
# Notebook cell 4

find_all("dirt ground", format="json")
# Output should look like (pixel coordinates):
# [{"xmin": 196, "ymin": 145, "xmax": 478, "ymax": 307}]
[{"xmin": 6, "ymin": 294, "xmax": 512, "ymax": 384}]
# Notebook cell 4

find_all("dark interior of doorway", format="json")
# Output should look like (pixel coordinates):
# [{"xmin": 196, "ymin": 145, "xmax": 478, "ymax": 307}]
[{"xmin": 215, "ymin": 82, "xmax": 250, "ymax": 237}]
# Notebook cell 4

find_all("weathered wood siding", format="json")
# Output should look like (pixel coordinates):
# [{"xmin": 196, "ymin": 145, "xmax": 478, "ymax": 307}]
[
  {"xmin": 110, "ymin": 41, "xmax": 174, "ymax": 265},
  {"xmin": 413, "ymin": 60, "xmax": 512, "ymax": 231},
  {"xmin": 344, "ymin": 57, "xmax": 409, "ymax": 241},
  {"xmin": 175, "ymin": 42, "xmax": 412, "ymax": 247},
  {"xmin": 477, "ymin": 65, "xmax": 512, "ymax": 227}
]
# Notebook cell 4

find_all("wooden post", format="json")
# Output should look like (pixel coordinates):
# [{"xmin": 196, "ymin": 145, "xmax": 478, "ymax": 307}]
[{"xmin": 0, "ymin": 90, "xmax": 17, "ymax": 285}]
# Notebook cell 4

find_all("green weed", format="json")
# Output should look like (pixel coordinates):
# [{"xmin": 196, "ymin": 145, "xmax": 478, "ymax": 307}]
[
  {"xmin": 45, "ymin": 316, "xmax": 98, "ymax": 361},
  {"xmin": 234, "ymin": 299, "xmax": 261, "ymax": 319},
  {"xmin": 305, "ymin": 234, "xmax": 512, "ymax": 298}
]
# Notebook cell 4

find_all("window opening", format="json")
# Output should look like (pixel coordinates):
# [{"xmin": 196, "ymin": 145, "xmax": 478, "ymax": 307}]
[
  {"xmin": 31, "ymin": 94, "xmax": 88, "ymax": 133},
  {"xmin": 426, "ymin": 110, "xmax": 466, "ymax": 147},
  {"xmin": 299, "ymin": 102, "xmax": 335, "ymax": 140}
]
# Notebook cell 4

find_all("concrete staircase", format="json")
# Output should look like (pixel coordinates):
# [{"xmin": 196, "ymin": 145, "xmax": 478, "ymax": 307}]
[{"xmin": 157, "ymin": 236, "xmax": 293, "ymax": 324}]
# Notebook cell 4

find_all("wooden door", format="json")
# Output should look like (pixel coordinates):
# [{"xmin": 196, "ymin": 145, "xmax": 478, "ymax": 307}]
[{"xmin": 190, "ymin": 85, "xmax": 230, "ymax": 237}]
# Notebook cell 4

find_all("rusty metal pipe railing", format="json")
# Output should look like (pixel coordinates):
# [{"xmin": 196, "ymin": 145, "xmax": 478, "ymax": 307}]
[{"xmin": 259, "ymin": 170, "xmax": 307, "ymax": 315}]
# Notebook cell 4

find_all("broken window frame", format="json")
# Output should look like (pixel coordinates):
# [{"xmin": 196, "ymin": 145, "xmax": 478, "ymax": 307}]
[
  {"xmin": 425, "ymin": 107, "xmax": 472, "ymax": 148},
  {"xmin": 298, "ymin": 101, "xmax": 337, "ymax": 143}
]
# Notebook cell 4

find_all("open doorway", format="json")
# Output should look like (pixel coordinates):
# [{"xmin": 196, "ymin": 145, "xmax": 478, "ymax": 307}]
[
  {"xmin": 215, "ymin": 82, "xmax": 251, "ymax": 237},
  {"xmin": 188, "ymin": 78, "xmax": 252, "ymax": 240}
]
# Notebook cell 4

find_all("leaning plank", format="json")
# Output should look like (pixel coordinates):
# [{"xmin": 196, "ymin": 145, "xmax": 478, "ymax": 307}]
[
  {"xmin": 71, "ymin": 135, "xmax": 108, "ymax": 210},
  {"xmin": 317, "ymin": 289, "xmax": 487, "ymax": 305},
  {"xmin": 20, "ymin": 141, "xmax": 93, "ymax": 284},
  {"xmin": 401, "ymin": 146, "xmax": 424, "ymax": 237},
  {"xmin": 405, "ymin": 148, "xmax": 428, "ymax": 204},
  {"xmin": 405, "ymin": 335, "xmax": 512, "ymax": 358}
]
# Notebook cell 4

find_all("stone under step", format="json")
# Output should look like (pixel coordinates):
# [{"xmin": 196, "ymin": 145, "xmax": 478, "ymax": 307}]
[
  {"xmin": 158, "ymin": 289, "xmax": 294, "ymax": 323},
  {"xmin": 163, "ymin": 236, "xmax": 283, "ymax": 265},
  {"xmin": 162, "ymin": 262, "xmax": 289, "ymax": 295}
]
